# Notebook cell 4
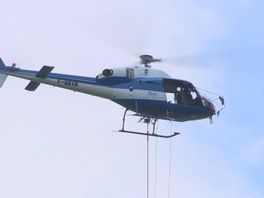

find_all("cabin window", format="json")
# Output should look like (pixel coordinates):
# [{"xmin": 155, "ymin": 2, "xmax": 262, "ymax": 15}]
[
  {"xmin": 163, "ymin": 79, "xmax": 203, "ymax": 106},
  {"xmin": 166, "ymin": 93, "xmax": 177, "ymax": 103}
]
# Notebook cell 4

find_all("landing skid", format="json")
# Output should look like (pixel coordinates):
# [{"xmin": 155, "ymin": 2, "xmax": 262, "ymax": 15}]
[
  {"xmin": 118, "ymin": 129, "xmax": 180, "ymax": 138},
  {"xmin": 116, "ymin": 109, "xmax": 180, "ymax": 139}
]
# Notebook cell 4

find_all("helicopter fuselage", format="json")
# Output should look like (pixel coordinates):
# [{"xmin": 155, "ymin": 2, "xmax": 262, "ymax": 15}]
[{"xmin": 0, "ymin": 59, "xmax": 215, "ymax": 122}]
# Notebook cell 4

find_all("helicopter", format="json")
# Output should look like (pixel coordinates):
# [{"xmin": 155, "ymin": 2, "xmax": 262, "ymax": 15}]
[{"xmin": 0, "ymin": 55, "xmax": 224, "ymax": 138}]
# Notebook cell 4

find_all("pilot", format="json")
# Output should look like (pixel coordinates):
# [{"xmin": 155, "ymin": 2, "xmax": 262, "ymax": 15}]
[
  {"xmin": 180, "ymin": 87, "xmax": 193, "ymax": 105},
  {"xmin": 185, "ymin": 88, "xmax": 193, "ymax": 104},
  {"xmin": 175, "ymin": 90, "xmax": 182, "ymax": 104}
]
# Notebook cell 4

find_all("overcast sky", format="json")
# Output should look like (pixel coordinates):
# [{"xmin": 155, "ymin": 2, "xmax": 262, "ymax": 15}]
[{"xmin": 0, "ymin": 0, "xmax": 263, "ymax": 198}]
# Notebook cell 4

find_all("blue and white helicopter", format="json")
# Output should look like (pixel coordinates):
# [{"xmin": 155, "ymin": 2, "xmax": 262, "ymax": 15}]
[{"xmin": 0, "ymin": 55, "xmax": 224, "ymax": 138}]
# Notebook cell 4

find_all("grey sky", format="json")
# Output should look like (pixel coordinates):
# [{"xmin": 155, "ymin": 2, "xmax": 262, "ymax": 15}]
[{"xmin": 0, "ymin": 0, "xmax": 263, "ymax": 198}]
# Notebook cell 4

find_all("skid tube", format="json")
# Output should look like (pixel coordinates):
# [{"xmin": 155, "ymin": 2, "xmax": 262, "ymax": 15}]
[{"xmin": 117, "ymin": 109, "xmax": 180, "ymax": 138}]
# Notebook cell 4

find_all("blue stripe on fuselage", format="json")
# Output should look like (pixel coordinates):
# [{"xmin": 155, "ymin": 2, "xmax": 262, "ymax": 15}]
[
  {"xmin": 14, "ymin": 68, "xmax": 98, "ymax": 84},
  {"xmin": 112, "ymin": 78, "xmax": 164, "ymax": 92},
  {"xmin": 6, "ymin": 68, "xmax": 165, "ymax": 91},
  {"xmin": 7, "ymin": 68, "xmax": 120, "ymax": 86},
  {"xmin": 6, "ymin": 68, "xmax": 131, "ymax": 86}
]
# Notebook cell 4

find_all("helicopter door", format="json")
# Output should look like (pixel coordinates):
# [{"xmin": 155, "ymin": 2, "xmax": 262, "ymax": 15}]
[{"xmin": 162, "ymin": 80, "xmax": 176, "ymax": 118}]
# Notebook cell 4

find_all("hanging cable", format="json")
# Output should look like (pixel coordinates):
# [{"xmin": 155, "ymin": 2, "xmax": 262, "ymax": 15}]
[
  {"xmin": 146, "ymin": 122, "xmax": 149, "ymax": 198},
  {"xmin": 154, "ymin": 121, "xmax": 159, "ymax": 198},
  {"xmin": 168, "ymin": 123, "xmax": 173, "ymax": 198}
]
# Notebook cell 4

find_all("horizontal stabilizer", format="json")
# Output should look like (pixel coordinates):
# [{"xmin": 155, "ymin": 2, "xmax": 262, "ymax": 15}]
[
  {"xmin": 0, "ymin": 74, "xmax": 7, "ymax": 87},
  {"xmin": 36, "ymin": 66, "xmax": 54, "ymax": 78},
  {"xmin": 25, "ymin": 81, "xmax": 40, "ymax": 91},
  {"xmin": 25, "ymin": 65, "xmax": 54, "ymax": 91}
]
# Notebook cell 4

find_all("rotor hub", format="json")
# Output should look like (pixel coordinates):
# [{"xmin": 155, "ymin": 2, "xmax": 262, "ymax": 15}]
[{"xmin": 140, "ymin": 55, "xmax": 161, "ymax": 67}]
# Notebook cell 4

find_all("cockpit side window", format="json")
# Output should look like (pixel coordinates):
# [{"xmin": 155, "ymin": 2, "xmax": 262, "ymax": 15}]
[{"xmin": 179, "ymin": 87, "xmax": 202, "ymax": 106}]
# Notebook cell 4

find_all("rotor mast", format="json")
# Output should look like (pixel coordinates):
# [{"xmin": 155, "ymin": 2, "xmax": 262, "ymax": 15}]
[{"xmin": 140, "ymin": 55, "xmax": 161, "ymax": 68}]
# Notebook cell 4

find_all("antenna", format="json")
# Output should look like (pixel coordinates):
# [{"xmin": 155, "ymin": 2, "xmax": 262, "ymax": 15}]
[{"xmin": 140, "ymin": 55, "xmax": 161, "ymax": 68}]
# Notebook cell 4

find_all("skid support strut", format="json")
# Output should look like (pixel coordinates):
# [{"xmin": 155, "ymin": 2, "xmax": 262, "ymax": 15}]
[{"xmin": 117, "ymin": 109, "xmax": 180, "ymax": 138}]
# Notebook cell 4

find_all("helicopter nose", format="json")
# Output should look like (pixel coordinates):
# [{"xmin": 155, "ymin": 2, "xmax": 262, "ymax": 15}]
[
  {"xmin": 202, "ymin": 97, "xmax": 215, "ymax": 115},
  {"xmin": 208, "ymin": 101, "xmax": 216, "ymax": 115}
]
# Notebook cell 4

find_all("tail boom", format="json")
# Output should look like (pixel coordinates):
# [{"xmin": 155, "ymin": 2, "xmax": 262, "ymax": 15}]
[
  {"xmin": 0, "ymin": 57, "xmax": 114, "ymax": 99},
  {"xmin": 0, "ymin": 66, "xmax": 113, "ymax": 99}
]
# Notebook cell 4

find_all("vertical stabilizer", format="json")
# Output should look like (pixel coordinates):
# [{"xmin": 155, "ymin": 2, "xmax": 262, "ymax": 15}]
[
  {"xmin": 0, "ymin": 58, "xmax": 8, "ymax": 87},
  {"xmin": 0, "ymin": 58, "xmax": 6, "ymax": 68}
]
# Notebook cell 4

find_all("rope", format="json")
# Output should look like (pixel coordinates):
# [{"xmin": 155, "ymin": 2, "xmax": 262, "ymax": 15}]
[
  {"xmin": 196, "ymin": 87, "xmax": 225, "ymax": 114},
  {"xmin": 154, "ymin": 121, "xmax": 159, "ymax": 198},
  {"xmin": 146, "ymin": 124, "xmax": 149, "ymax": 198},
  {"xmin": 196, "ymin": 87, "xmax": 222, "ymax": 97},
  {"xmin": 168, "ymin": 124, "xmax": 173, "ymax": 198}
]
